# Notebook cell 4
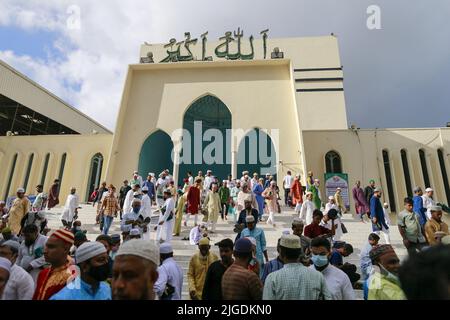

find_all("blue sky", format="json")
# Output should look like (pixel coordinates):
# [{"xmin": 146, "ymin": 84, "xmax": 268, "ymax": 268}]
[{"xmin": 0, "ymin": 0, "xmax": 449, "ymax": 131}]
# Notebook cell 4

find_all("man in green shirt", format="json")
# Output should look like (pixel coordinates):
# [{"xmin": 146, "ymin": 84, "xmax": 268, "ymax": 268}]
[
  {"xmin": 367, "ymin": 244, "xmax": 405, "ymax": 300},
  {"xmin": 219, "ymin": 181, "xmax": 230, "ymax": 221},
  {"xmin": 397, "ymin": 197, "xmax": 427, "ymax": 255}
]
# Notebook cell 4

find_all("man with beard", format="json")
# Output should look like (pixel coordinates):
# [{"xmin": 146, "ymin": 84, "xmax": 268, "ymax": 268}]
[
  {"xmin": 367, "ymin": 244, "xmax": 405, "ymax": 300},
  {"xmin": 154, "ymin": 243, "xmax": 183, "ymax": 300},
  {"xmin": 112, "ymin": 239, "xmax": 159, "ymax": 300},
  {"xmin": 202, "ymin": 238, "xmax": 234, "ymax": 300},
  {"xmin": 187, "ymin": 237, "xmax": 218, "ymax": 300},
  {"xmin": 16, "ymin": 224, "xmax": 48, "ymax": 282},
  {"xmin": 50, "ymin": 241, "xmax": 111, "ymax": 300},
  {"xmin": 8, "ymin": 188, "xmax": 30, "ymax": 235},
  {"xmin": 33, "ymin": 229, "xmax": 74, "ymax": 300}
]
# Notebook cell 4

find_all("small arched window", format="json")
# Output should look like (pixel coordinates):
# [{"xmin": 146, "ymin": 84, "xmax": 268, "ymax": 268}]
[
  {"xmin": 382, "ymin": 149, "xmax": 396, "ymax": 212},
  {"xmin": 400, "ymin": 149, "xmax": 413, "ymax": 197},
  {"xmin": 40, "ymin": 153, "xmax": 51, "ymax": 186},
  {"xmin": 23, "ymin": 153, "xmax": 34, "ymax": 192},
  {"xmin": 437, "ymin": 149, "xmax": 450, "ymax": 204},
  {"xmin": 419, "ymin": 149, "xmax": 431, "ymax": 188},
  {"xmin": 58, "ymin": 153, "xmax": 67, "ymax": 185},
  {"xmin": 85, "ymin": 153, "xmax": 104, "ymax": 201},
  {"xmin": 325, "ymin": 151, "xmax": 342, "ymax": 173},
  {"xmin": 3, "ymin": 153, "xmax": 18, "ymax": 200}
]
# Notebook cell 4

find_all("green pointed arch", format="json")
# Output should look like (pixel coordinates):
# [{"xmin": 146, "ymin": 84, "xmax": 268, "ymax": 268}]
[
  {"xmin": 178, "ymin": 95, "xmax": 232, "ymax": 185},
  {"xmin": 138, "ymin": 130, "xmax": 174, "ymax": 180},
  {"xmin": 237, "ymin": 128, "xmax": 277, "ymax": 179}
]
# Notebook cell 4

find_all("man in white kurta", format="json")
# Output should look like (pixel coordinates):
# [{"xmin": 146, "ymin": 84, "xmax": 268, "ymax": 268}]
[
  {"xmin": 156, "ymin": 190, "xmax": 176, "ymax": 243},
  {"xmin": 123, "ymin": 184, "xmax": 140, "ymax": 215},
  {"xmin": 140, "ymin": 186, "xmax": 153, "ymax": 240},
  {"xmin": 16, "ymin": 228, "xmax": 48, "ymax": 282},
  {"xmin": 61, "ymin": 187, "xmax": 79, "ymax": 228},
  {"xmin": 422, "ymin": 187, "xmax": 436, "ymax": 220},
  {"xmin": 300, "ymin": 192, "xmax": 316, "ymax": 225},
  {"xmin": 156, "ymin": 173, "xmax": 168, "ymax": 207},
  {"xmin": 154, "ymin": 243, "xmax": 183, "ymax": 300},
  {"xmin": 324, "ymin": 196, "xmax": 339, "ymax": 215},
  {"xmin": 203, "ymin": 170, "xmax": 214, "ymax": 191}
]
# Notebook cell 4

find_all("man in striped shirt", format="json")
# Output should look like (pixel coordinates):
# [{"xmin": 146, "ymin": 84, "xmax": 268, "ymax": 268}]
[{"xmin": 221, "ymin": 238, "xmax": 263, "ymax": 300}]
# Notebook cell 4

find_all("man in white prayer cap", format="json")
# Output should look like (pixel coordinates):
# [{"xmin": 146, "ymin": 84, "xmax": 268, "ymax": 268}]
[
  {"xmin": 0, "ymin": 256, "xmax": 12, "ymax": 298},
  {"xmin": 7, "ymin": 188, "xmax": 30, "ymax": 235},
  {"xmin": 50, "ymin": 241, "xmax": 111, "ymax": 300},
  {"xmin": 154, "ymin": 243, "xmax": 183, "ymax": 300},
  {"xmin": 422, "ymin": 187, "xmax": 436, "ymax": 220},
  {"xmin": 112, "ymin": 239, "xmax": 159, "ymax": 300}
]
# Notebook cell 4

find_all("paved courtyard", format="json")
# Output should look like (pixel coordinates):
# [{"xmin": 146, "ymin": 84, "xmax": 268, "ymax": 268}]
[{"xmin": 45, "ymin": 203, "xmax": 419, "ymax": 299}]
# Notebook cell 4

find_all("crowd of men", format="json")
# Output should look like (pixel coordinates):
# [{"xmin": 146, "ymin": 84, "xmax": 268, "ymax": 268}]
[{"xmin": 0, "ymin": 168, "xmax": 449, "ymax": 300}]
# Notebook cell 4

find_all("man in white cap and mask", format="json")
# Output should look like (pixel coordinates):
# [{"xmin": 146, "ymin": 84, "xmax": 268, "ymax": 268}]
[
  {"xmin": 61, "ymin": 187, "xmax": 79, "ymax": 229},
  {"xmin": 0, "ymin": 257, "xmax": 12, "ymax": 298},
  {"xmin": 0, "ymin": 240, "xmax": 34, "ymax": 300},
  {"xmin": 422, "ymin": 187, "xmax": 436, "ymax": 220},
  {"xmin": 324, "ymin": 196, "xmax": 338, "ymax": 215},
  {"xmin": 50, "ymin": 241, "xmax": 111, "ymax": 300},
  {"xmin": 112, "ymin": 239, "xmax": 159, "ymax": 300},
  {"xmin": 154, "ymin": 243, "xmax": 183, "ymax": 300},
  {"xmin": 300, "ymin": 191, "xmax": 315, "ymax": 225},
  {"xmin": 263, "ymin": 234, "xmax": 331, "ymax": 300},
  {"xmin": 7, "ymin": 188, "xmax": 30, "ymax": 235},
  {"xmin": 122, "ymin": 183, "xmax": 141, "ymax": 216},
  {"xmin": 141, "ymin": 186, "xmax": 152, "ymax": 218}
]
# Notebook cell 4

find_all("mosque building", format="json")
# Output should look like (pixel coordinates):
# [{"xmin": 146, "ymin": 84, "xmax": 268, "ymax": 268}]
[{"xmin": 1, "ymin": 31, "xmax": 449, "ymax": 212}]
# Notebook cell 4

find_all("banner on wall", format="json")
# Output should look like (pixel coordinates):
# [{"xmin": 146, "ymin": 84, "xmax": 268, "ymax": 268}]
[{"xmin": 324, "ymin": 173, "xmax": 350, "ymax": 209}]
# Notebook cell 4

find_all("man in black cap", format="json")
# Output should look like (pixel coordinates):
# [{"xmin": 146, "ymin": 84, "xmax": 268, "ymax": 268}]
[{"xmin": 202, "ymin": 238, "xmax": 234, "ymax": 300}]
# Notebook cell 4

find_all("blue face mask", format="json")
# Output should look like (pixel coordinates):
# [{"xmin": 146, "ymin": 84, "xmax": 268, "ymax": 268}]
[
  {"xmin": 311, "ymin": 254, "xmax": 329, "ymax": 268},
  {"xmin": 133, "ymin": 206, "xmax": 141, "ymax": 213}
]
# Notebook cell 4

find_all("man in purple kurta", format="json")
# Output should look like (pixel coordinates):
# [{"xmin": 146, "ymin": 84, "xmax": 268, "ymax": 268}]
[{"xmin": 352, "ymin": 180, "xmax": 369, "ymax": 221}]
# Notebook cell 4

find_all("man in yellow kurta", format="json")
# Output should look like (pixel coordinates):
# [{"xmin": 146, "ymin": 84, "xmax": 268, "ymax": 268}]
[
  {"xmin": 203, "ymin": 184, "xmax": 221, "ymax": 233},
  {"xmin": 334, "ymin": 187, "xmax": 347, "ymax": 213},
  {"xmin": 173, "ymin": 190, "xmax": 187, "ymax": 236},
  {"xmin": 187, "ymin": 237, "xmax": 218, "ymax": 300},
  {"xmin": 8, "ymin": 188, "xmax": 31, "ymax": 235}
]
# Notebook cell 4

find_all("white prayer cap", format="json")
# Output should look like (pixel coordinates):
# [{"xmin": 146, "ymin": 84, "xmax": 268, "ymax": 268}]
[
  {"xmin": 246, "ymin": 237, "xmax": 256, "ymax": 247},
  {"xmin": 336, "ymin": 187, "xmax": 341, "ymax": 191},
  {"xmin": 265, "ymin": 173, "xmax": 270, "ymax": 176},
  {"xmin": 0, "ymin": 201, "xmax": 5, "ymax": 205},
  {"xmin": 134, "ymin": 170, "xmax": 138, "ymax": 174},
  {"xmin": 430, "ymin": 205, "xmax": 442, "ymax": 212},
  {"xmin": 130, "ymin": 228, "xmax": 141, "ymax": 236},
  {"xmin": 280, "ymin": 234, "xmax": 301, "ymax": 249},
  {"xmin": 75, "ymin": 241, "xmax": 106, "ymax": 264},
  {"xmin": 116, "ymin": 239, "xmax": 159, "ymax": 265},
  {"xmin": 160, "ymin": 243, "xmax": 173, "ymax": 254},
  {"xmin": 328, "ymin": 196, "xmax": 334, "ymax": 200},
  {"xmin": 149, "ymin": 172, "xmax": 155, "ymax": 176},
  {"xmin": 245, "ymin": 215, "xmax": 255, "ymax": 223},
  {"xmin": 207, "ymin": 170, "xmax": 212, "ymax": 173},
  {"xmin": 0, "ymin": 257, "xmax": 11, "ymax": 273},
  {"xmin": 305, "ymin": 191, "xmax": 313, "ymax": 196},
  {"xmin": 425, "ymin": 187, "xmax": 433, "ymax": 192},
  {"xmin": 16, "ymin": 187, "xmax": 25, "ymax": 193},
  {"xmin": 1, "ymin": 240, "xmax": 20, "ymax": 251},
  {"xmin": 373, "ymin": 187, "xmax": 381, "ymax": 192},
  {"xmin": 142, "ymin": 186, "xmax": 149, "ymax": 191},
  {"xmin": 133, "ymin": 191, "xmax": 140, "ymax": 197},
  {"xmin": 314, "ymin": 179, "xmax": 320, "ymax": 182},
  {"xmin": 270, "ymin": 181, "xmax": 276, "ymax": 185},
  {"xmin": 132, "ymin": 198, "xmax": 141, "ymax": 205}
]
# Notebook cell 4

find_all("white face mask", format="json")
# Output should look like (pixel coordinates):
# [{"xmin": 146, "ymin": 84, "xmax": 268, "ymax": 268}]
[{"xmin": 379, "ymin": 264, "xmax": 399, "ymax": 283}]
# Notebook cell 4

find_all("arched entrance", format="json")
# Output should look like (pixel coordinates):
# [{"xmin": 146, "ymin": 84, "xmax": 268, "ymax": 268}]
[
  {"xmin": 237, "ymin": 128, "xmax": 277, "ymax": 180},
  {"xmin": 178, "ymin": 95, "xmax": 232, "ymax": 185},
  {"xmin": 138, "ymin": 130, "xmax": 174, "ymax": 182},
  {"xmin": 85, "ymin": 153, "xmax": 103, "ymax": 201}
]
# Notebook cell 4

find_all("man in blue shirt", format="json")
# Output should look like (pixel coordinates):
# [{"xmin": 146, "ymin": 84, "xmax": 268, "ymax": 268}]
[
  {"xmin": 240, "ymin": 215, "xmax": 269, "ymax": 277},
  {"xmin": 412, "ymin": 186, "xmax": 427, "ymax": 227},
  {"xmin": 261, "ymin": 238, "xmax": 283, "ymax": 283},
  {"xmin": 50, "ymin": 241, "xmax": 111, "ymax": 300},
  {"xmin": 370, "ymin": 188, "xmax": 390, "ymax": 239},
  {"xmin": 142, "ymin": 174, "xmax": 155, "ymax": 202}
]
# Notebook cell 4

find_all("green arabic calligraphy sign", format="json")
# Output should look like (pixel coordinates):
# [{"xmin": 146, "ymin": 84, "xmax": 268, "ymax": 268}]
[{"xmin": 159, "ymin": 28, "xmax": 270, "ymax": 63}]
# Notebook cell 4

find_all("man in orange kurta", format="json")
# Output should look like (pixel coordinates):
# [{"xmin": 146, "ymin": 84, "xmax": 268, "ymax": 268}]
[
  {"xmin": 290, "ymin": 175, "xmax": 303, "ymax": 213},
  {"xmin": 33, "ymin": 229, "xmax": 75, "ymax": 300}
]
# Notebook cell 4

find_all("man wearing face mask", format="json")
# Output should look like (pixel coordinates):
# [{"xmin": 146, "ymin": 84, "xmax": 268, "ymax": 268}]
[
  {"xmin": 367, "ymin": 244, "xmax": 405, "ymax": 300},
  {"xmin": 50, "ymin": 241, "xmax": 111, "ymax": 300},
  {"xmin": 121, "ymin": 199, "xmax": 144, "ymax": 241},
  {"xmin": 309, "ymin": 237, "xmax": 355, "ymax": 300}
]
